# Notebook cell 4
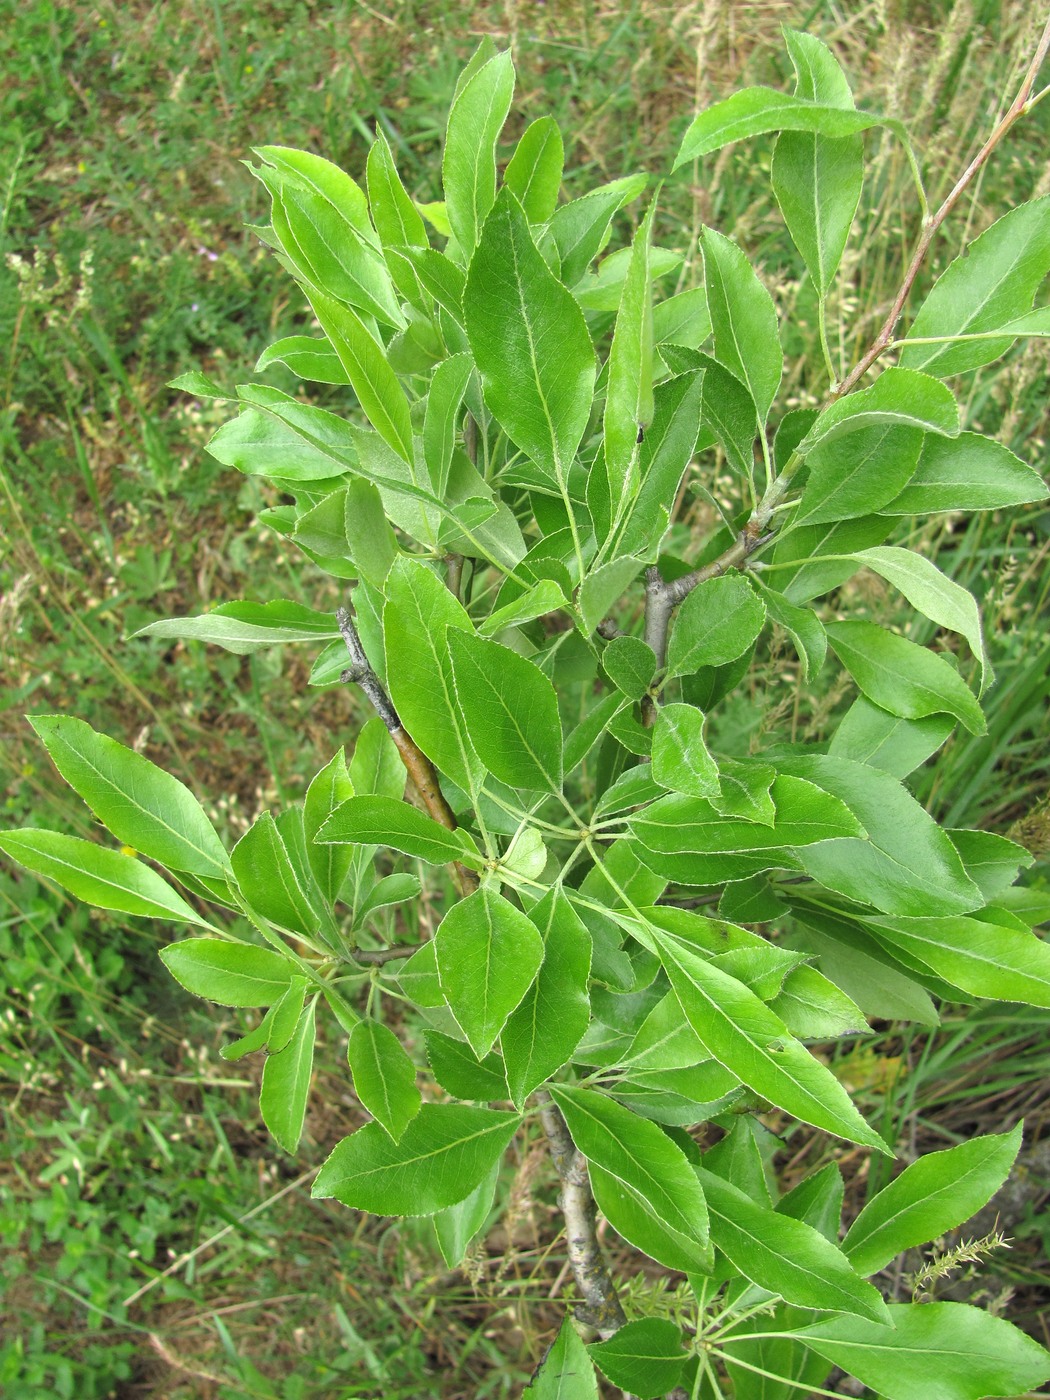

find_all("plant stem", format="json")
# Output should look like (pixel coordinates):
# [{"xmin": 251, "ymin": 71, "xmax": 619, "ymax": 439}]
[
  {"xmin": 834, "ymin": 15, "xmax": 1050, "ymax": 401},
  {"xmin": 336, "ymin": 604, "xmax": 478, "ymax": 896},
  {"xmin": 537, "ymin": 1094, "xmax": 628, "ymax": 1340}
]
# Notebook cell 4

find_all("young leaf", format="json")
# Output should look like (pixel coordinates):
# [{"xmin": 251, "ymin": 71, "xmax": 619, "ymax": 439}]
[
  {"xmin": 696, "ymin": 1168, "xmax": 891, "ymax": 1323},
  {"xmin": 425, "ymin": 1030, "xmax": 509, "ymax": 1101},
  {"xmin": 826, "ymin": 620, "xmax": 986, "ymax": 734},
  {"xmin": 306, "ymin": 290, "xmax": 415, "ymax": 465},
  {"xmin": 423, "ymin": 353, "xmax": 474, "ymax": 495},
  {"xmin": 267, "ymin": 976, "xmax": 308, "ymax": 1052},
  {"xmin": 601, "ymin": 636, "xmax": 657, "ymax": 701},
  {"xmin": 619, "ymin": 368, "xmax": 706, "ymax": 561},
  {"xmin": 383, "ymin": 557, "xmax": 482, "ymax": 794},
  {"xmin": 665, "ymin": 574, "xmax": 766, "ymax": 678},
  {"xmin": 318, "ymin": 795, "xmax": 483, "ymax": 867},
  {"xmin": 601, "ymin": 202, "xmax": 656, "ymax": 534},
  {"xmin": 436, "ymin": 887, "xmax": 545, "ymax": 1057},
  {"xmin": 260, "ymin": 999, "xmax": 316, "ymax": 1153},
  {"xmin": 843, "ymin": 1124, "xmax": 1022, "ymax": 1277},
  {"xmin": 651, "ymin": 928, "xmax": 888, "ymax": 1152},
  {"xmin": 524, "ymin": 1317, "xmax": 599, "ymax": 1400},
  {"xmin": 442, "ymin": 49, "xmax": 515, "ymax": 256},
  {"xmin": 29, "ymin": 715, "xmax": 230, "ymax": 880},
  {"xmin": 771, "ymin": 29, "xmax": 863, "ymax": 299},
  {"xmin": 587, "ymin": 1319, "xmax": 687, "ymax": 1399},
  {"xmin": 365, "ymin": 127, "xmax": 428, "ymax": 251},
  {"xmin": 447, "ymin": 630, "xmax": 563, "ymax": 793},
  {"xmin": 702, "ymin": 226, "xmax": 782, "ymax": 424},
  {"xmin": 348, "ymin": 1019, "xmax": 422, "ymax": 1142},
  {"xmin": 504, "ymin": 115, "xmax": 564, "ymax": 224},
  {"xmin": 502, "ymin": 889, "xmax": 592, "ymax": 1110},
  {"xmin": 795, "ymin": 422, "xmax": 923, "ymax": 524},
  {"xmin": 432, "ymin": 1160, "xmax": 500, "ymax": 1270},
  {"xmin": 312, "ymin": 1104, "xmax": 520, "ymax": 1215},
  {"xmin": 257, "ymin": 334, "xmax": 351, "ymax": 384},
  {"xmin": 883, "ymin": 430, "xmax": 1048, "ymax": 513},
  {"xmin": 794, "ymin": 1302, "xmax": 1050, "ymax": 1400},
  {"xmin": 465, "ymin": 188, "xmax": 596, "ymax": 489},
  {"xmin": 549, "ymin": 1085, "xmax": 713, "ymax": 1273},
  {"xmin": 303, "ymin": 749, "xmax": 354, "ymax": 906},
  {"xmin": 651, "ymin": 704, "xmax": 720, "ymax": 799},
  {"xmin": 160, "ymin": 938, "xmax": 295, "ymax": 1006},
  {"xmin": 578, "ymin": 556, "xmax": 642, "ymax": 636},
  {"xmin": 901, "ymin": 197, "xmax": 1050, "ymax": 377},
  {"xmin": 0, "ymin": 829, "xmax": 215, "ymax": 928},
  {"xmin": 231, "ymin": 811, "xmax": 322, "ymax": 938},
  {"xmin": 675, "ymin": 88, "xmax": 890, "ymax": 168},
  {"xmin": 548, "ymin": 173, "xmax": 648, "ymax": 286}
]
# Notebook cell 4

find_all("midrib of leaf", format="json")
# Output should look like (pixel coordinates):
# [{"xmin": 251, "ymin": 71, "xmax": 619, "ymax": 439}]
[
  {"xmin": 53, "ymin": 738, "xmax": 228, "ymax": 877},
  {"xmin": 879, "ymin": 920, "xmax": 1046, "ymax": 986},
  {"xmin": 23, "ymin": 841, "xmax": 197, "ymax": 919}
]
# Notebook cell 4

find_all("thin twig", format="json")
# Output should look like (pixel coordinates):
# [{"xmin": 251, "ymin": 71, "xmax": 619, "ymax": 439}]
[
  {"xmin": 351, "ymin": 943, "xmax": 419, "ymax": 966},
  {"xmin": 835, "ymin": 15, "xmax": 1050, "ymax": 399},
  {"xmin": 336, "ymin": 604, "xmax": 478, "ymax": 895}
]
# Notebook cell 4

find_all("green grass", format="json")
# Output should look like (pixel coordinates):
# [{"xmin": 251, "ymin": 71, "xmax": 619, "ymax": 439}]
[{"xmin": 2, "ymin": 0, "xmax": 1049, "ymax": 1392}]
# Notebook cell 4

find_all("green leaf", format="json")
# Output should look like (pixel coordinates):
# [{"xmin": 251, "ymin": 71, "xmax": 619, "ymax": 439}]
[
  {"xmin": 549, "ymin": 1085, "xmax": 713, "ymax": 1273},
  {"xmin": 799, "ymin": 369, "xmax": 959, "ymax": 455},
  {"xmin": 524, "ymin": 1317, "xmax": 599, "ymax": 1400},
  {"xmin": 867, "ymin": 913, "xmax": 1050, "ymax": 1008},
  {"xmin": 620, "ymin": 369, "xmax": 706, "ymax": 561},
  {"xmin": 303, "ymin": 749, "xmax": 354, "ymax": 906},
  {"xmin": 602, "ymin": 636, "xmax": 657, "ymax": 701},
  {"xmin": 770, "ymin": 963, "xmax": 868, "ymax": 1040},
  {"xmin": 788, "ymin": 912, "xmax": 939, "ymax": 1026},
  {"xmin": 447, "ymin": 629, "xmax": 563, "ymax": 793},
  {"xmin": 794, "ymin": 1302, "xmax": 1050, "ymax": 1400},
  {"xmin": 650, "ymin": 927, "xmax": 888, "ymax": 1151},
  {"xmin": 848, "ymin": 546, "xmax": 989, "ymax": 688},
  {"xmin": 134, "ymin": 599, "xmax": 340, "ymax": 653},
  {"xmin": 169, "ymin": 369, "xmax": 228, "ymax": 399},
  {"xmin": 795, "ymin": 422, "xmax": 923, "ymax": 524},
  {"xmin": 826, "ymin": 620, "xmax": 985, "ymax": 734},
  {"xmin": 502, "ymin": 889, "xmax": 592, "ymax": 1109},
  {"xmin": 465, "ymin": 188, "xmax": 596, "ymax": 488},
  {"xmin": 0, "ymin": 829, "xmax": 215, "ymax": 927},
  {"xmin": 436, "ymin": 887, "xmax": 545, "ymax": 1057},
  {"xmin": 383, "ymin": 558, "xmax": 482, "ymax": 794},
  {"xmin": 29, "ymin": 715, "xmax": 230, "ymax": 880},
  {"xmin": 883, "ymin": 430, "xmax": 1049, "ymax": 514},
  {"xmin": 394, "ymin": 940, "xmax": 444, "ymax": 1008},
  {"xmin": 479, "ymin": 579, "xmax": 569, "ymax": 639},
  {"xmin": 665, "ymin": 574, "xmax": 766, "ymax": 679},
  {"xmin": 771, "ymin": 514, "xmax": 895, "ymax": 604},
  {"xmin": 579, "ymin": 556, "xmax": 642, "ymax": 637},
  {"xmin": 306, "ymin": 290, "xmax": 415, "ymax": 464},
  {"xmin": 442, "ymin": 49, "xmax": 515, "ymax": 256},
  {"xmin": 702, "ymin": 227, "xmax": 782, "ymax": 423},
  {"xmin": 771, "ymin": 29, "xmax": 863, "ymax": 298},
  {"xmin": 630, "ymin": 774, "xmax": 863, "ymax": 855},
  {"xmin": 843, "ymin": 1124, "xmax": 1022, "ymax": 1277},
  {"xmin": 425, "ymin": 1030, "xmax": 509, "ymax": 1101},
  {"xmin": 267, "ymin": 976, "xmax": 307, "ymax": 1052},
  {"xmin": 231, "ymin": 812, "xmax": 322, "ymax": 938},
  {"xmin": 651, "ymin": 703, "xmax": 720, "ymax": 799},
  {"xmin": 393, "ymin": 245, "xmax": 465, "ymax": 319},
  {"xmin": 318, "ymin": 795, "xmax": 482, "ymax": 867},
  {"xmin": 366, "ymin": 127, "xmax": 428, "ymax": 251},
  {"xmin": 313, "ymin": 1103, "xmax": 519, "ymax": 1215},
  {"xmin": 432, "ymin": 1160, "xmax": 499, "ymax": 1269},
  {"xmin": 256, "ymin": 335, "xmax": 350, "ymax": 384},
  {"xmin": 587, "ymin": 1319, "xmax": 687, "ymax": 1399},
  {"xmin": 348, "ymin": 1019, "xmax": 422, "ymax": 1141},
  {"xmin": 548, "ymin": 173, "xmax": 648, "ymax": 286},
  {"xmin": 779, "ymin": 754, "xmax": 981, "ymax": 916},
  {"xmin": 697, "ymin": 1167, "xmax": 890, "ymax": 1322},
  {"xmin": 829, "ymin": 697, "xmax": 954, "ymax": 777},
  {"xmin": 160, "ymin": 938, "xmax": 295, "ymax": 1006},
  {"xmin": 601, "ymin": 202, "xmax": 656, "ymax": 534},
  {"xmin": 750, "ymin": 579, "xmax": 826, "ymax": 681},
  {"xmin": 504, "ymin": 115, "xmax": 564, "ymax": 223},
  {"xmin": 675, "ymin": 88, "xmax": 890, "ymax": 168},
  {"xmin": 260, "ymin": 999, "xmax": 316, "ymax": 1153},
  {"xmin": 423, "ymin": 353, "xmax": 474, "ymax": 495},
  {"xmin": 947, "ymin": 828, "xmax": 1033, "ymax": 902},
  {"xmin": 901, "ymin": 197, "xmax": 1050, "ymax": 377}
]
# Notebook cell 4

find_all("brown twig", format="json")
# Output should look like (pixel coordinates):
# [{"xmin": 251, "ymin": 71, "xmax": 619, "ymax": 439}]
[
  {"xmin": 350, "ymin": 943, "xmax": 419, "ymax": 966},
  {"xmin": 835, "ymin": 15, "xmax": 1050, "ymax": 400},
  {"xmin": 336, "ymin": 605, "xmax": 478, "ymax": 896}
]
